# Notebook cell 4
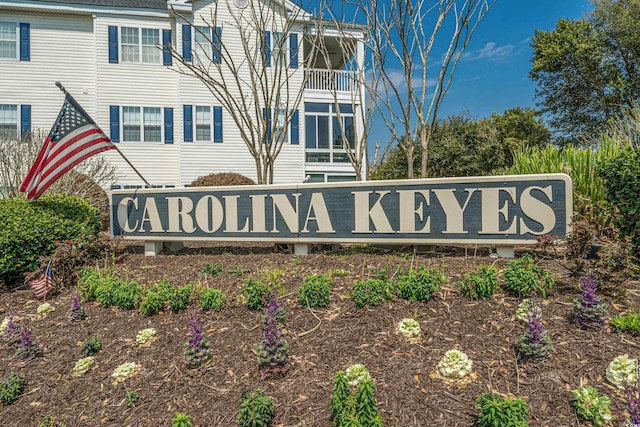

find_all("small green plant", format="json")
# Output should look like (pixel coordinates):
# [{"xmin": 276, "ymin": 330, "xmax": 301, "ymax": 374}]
[
  {"xmin": 38, "ymin": 415, "xmax": 66, "ymax": 427},
  {"xmin": 199, "ymin": 288, "xmax": 227, "ymax": 311},
  {"xmin": 171, "ymin": 412, "xmax": 193, "ymax": 427},
  {"xmin": 37, "ymin": 302, "xmax": 55, "ymax": 316},
  {"xmin": 68, "ymin": 291, "xmax": 86, "ymax": 322},
  {"xmin": 395, "ymin": 266, "xmax": 445, "ymax": 303},
  {"xmin": 573, "ymin": 385, "xmax": 613, "ymax": 427},
  {"xmin": 72, "ymin": 356, "xmax": 95, "ymax": 376},
  {"xmin": 77, "ymin": 267, "xmax": 107, "ymax": 301},
  {"xmin": 611, "ymin": 309, "xmax": 640, "ymax": 335},
  {"xmin": 396, "ymin": 318, "xmax": 421, "ymax": 342},
  {"xmin": 475, "ymin": 392, "xmax": 529, "ymax": 427},
  {"xmin": 238, "ymin": 389, "xmax": 274, "ymax": 427},
  {"xmin": 242, "ymin": 279, "xmax": 270, "ymax": 310},
  {"xmin": 138, "ymin": 280, "xmax": 172, "ymax": 316},
  {"xmin": 503, "ymin": 254, "xmax": 554, "ymax": 297},
  {"xmin": 168, "ymin": 284, "xmax": 193, "ymax": 313},
  {"xmin": 432, "ymin": 349, "xmax": 476, "ymax": 385},
  {"xmin": 457, "ymin": 265, "xmax": 498, "ymax": 300},
  {"xmin": 111, "ymin": 362, "xmax": 141, "ymax": 384},
  {"xmin": 606, "ymin": 354, "xmax": 638, "ymax": 390},
  {"xmin": 81, "ymin": 334, "xmax": 102, "ymax": 356},
  {"xmin": 112, "ymin": 279, "xmax": 141, "ymax": 310},
  {"xmin": 573, "ymin": 273, "xmax": 608, "ymax": 327},
  {"xmin": 330, "ymin": 268, "xmax": 350, "ymax": 277},
  {"xmin": 227, "ymin": 265, "xmax": 250, "ymax": 278},
  {"xmin": 125, "ymin": 390, "xmax": 139, "ymax": 408},
  {"xmin": 136, "ymin": 328, "xmax": 157, "ymax": 345},
  {"xmin": 352, "ymin": 278, "xmax": 393, "ymax": 308},
  {"xmin": 330, "ymin": 365, "xmax": 382, "ymax": 427},
  {"xmin": 297, "ymin": 274, "xmax": 332, "ymax": 308},
  {"xmin": 516, "ymin": 299, "xmax": 534, "ymax": 323},
  {"xmin": 261, "ymin": 268, "xmax": 287, "ymax": 295},
  {"xmin": 0, "ymin": 371, "xmax": 25, "ymax": 405},
  {"xmin": 16, "ymin": 326, "xmax": 41, "ymax": 360},
  {"xmin": 200, "ymin": 262, "xmax": 225, "ymax": 278}
]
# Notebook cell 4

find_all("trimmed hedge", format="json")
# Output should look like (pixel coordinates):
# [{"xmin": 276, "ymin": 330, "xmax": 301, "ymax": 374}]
[
  {"xmin": 0, "ymin": 194, "xmax": 100, "ymax": 284},
  {"xmin": 189, "ymin": 172, "xmax": 256, "ymax": 187}
]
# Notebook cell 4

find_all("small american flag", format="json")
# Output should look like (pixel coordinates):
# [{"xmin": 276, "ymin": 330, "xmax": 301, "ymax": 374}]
[
  {"xmin": 30, "ymin": 266, "xmax": 53, "ymax": 299},
  {"xmin": 19, "ymin": 93, "xmax": 116, "ymax": 200}
]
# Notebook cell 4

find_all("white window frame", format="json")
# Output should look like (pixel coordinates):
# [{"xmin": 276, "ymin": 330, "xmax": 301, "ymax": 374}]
[
  {"xmin": 271, "ymin": 31, "xmax": 287, "ymax": 68},
  {"xmin": 0, "ymin": 104, "xmax": 18, "ymax": 135},
  {"xmin": 195, "ymin": 105, "xmax": 212, "ymax": 142},
  {"xmin": 273, "ymin": 108, "xmax": 289, "ymax": 144},
  {"xmin": 122, "ymin": 106, "xmax": 164, "ymax": 143},
  {"xmin": 0, "ymin": 21, "xmax": 18, "ymax": 60},
  {"xmin": 193, "ymin": 25, "xmax": 210, "ymax": 63},
  {"xmin": 305, "ymin": 105, "xmax": 353, "ymax": 163},
  {"xmin": 120, "ymin": 26, "xmax": 161, "ymax": 65}
]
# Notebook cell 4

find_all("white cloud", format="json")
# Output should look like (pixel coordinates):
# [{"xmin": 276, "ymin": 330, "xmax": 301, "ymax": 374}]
[
  {"xmin": 462, "ymin": 39, "xmax": 529, "ymax": 61},
  {"xmin": 369, "ymin": 68, "xmax": 437, "ymax": 93}
]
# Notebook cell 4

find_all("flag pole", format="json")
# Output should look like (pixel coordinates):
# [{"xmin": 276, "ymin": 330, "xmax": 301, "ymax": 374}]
[{"xmin": 55, "ymin": 81, "xmax": 152, "ymax": 188}]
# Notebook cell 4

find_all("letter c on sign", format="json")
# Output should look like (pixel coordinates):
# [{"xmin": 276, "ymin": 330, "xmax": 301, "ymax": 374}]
[{"xmin": 117, "ymin": 197, "xmax": 139, "ymax": 233}]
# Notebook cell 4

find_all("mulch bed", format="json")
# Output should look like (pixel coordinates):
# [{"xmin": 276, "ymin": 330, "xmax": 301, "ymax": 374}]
[{"xmin": 0, "ymin": 242, "xmax": 639, "ymax": 426}]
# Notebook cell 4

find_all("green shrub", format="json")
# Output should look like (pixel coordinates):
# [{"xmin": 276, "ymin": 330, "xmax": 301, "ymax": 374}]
[
  {"xmin": 200, "ymin": 262, "xmax": 224, "ymax": 278},
  {"xmin": 242, "ymin": 279, "xmax": 270, "ymax": 310},
  {"xmin": 598, "ymin": 146, "xmax": 640, "ymax": 252},
  {"xmin": 395, "ymin": 266, "xmax": 445, "ymax": 303},
  {"xmin": 125, "ymin": 390, "xmax": 139, "ymax": 407},
  {"xmin": 0, "ymin": 371, "xmax": 26, "ymax": 405},
  {"xmin": 81, "ymin": 335, "xmax": 102, "ymax": 356},
  {"xmin": 38, "ymin": 415, "xmax": 66, "ymax": 427},
  {"xmin": 573, "ymin": 385, "xmax": 612, "ymax": 427},
  {"xmin": 168, "ymin": 284, "xmax": 193, "ymax": 313},
  {"xmin": 297, "ymin": 274, "xmax": 332, "ymax": 308},
  {"xmin": 138, "ymin": 280, "xmax": 172, "ymax": 316},
  {"xmin": 352, "ymin": 279, "xmax": 393, "ymax": 308},
  {"xmin": 503, "ymin": 254, "xmax": 554, "ymax": 297},
  {"xmin": 457, "ymin": 265, "xmax": 498, "ymax": 300},
  {"xmin": 77, "ymin": 267, "xmax": 107, "ymax": 301},
  {"xmin": 190, "ymin": 172, "xmax": 256, "ymax": 187},
  {"xmin": 330, "ymin": 367, "xmax": 382, "ymax": 427},
  {"xmin": 475, "ymin": 392, "xmax": 529, "ymax": 427},
  {"xmin": 238, "ymin": 389, "xmax": 274, "ymax": 427},
  {"xmin": 0, "ymin": 194, "xmax": 100, "ymax": 285},
  {"xmin": 171, "ymin": 412, "xmax": 193, "ymax": 427},
  {"xmin": 611, "ymin": 310, "xmax": 640, "ymax": 335},
  {"xmin": 111, "ymin": 279, "xmax": 141, "ymax": 310},
  {"xmin": 200, "ymin": 288, "xmax": 227, "ymax": 311}
]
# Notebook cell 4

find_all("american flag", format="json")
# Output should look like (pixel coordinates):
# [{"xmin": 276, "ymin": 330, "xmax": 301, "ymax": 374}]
[
  {"xmin": 30, "ymin": 266, "xmax": 53, "ymax": 299},
  {"xmin": 19, "ymin": 93, "xmax": 116, "ymax": 200}
]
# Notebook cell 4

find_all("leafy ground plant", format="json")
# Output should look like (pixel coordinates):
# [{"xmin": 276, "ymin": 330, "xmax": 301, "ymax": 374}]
[
  {"xmin": 82, "ymin": 334, "xmax": 101, "ymax": 356},
  {"xmin": 503, "ymin": 254, "xmax": 554, "ymax": 297},
  {"xmin": 431, "ymin": 349, "xmax": 477, "ymax": 387},
  {"xmin": 16, "ymin": 326, "xmax": 41, "ymax": 360},
  {"xmin": 0, "ymin": 371, "xmax": 25, "ymax": 405},
  {"xmin": 242, "ymin": 279, "xmax": 270, "ymax": 310},
  {"xmin": 611, "ymin": 309, "xmax": 640, "ymax": 335},
  {"xmin": 125, "ymin": 390, "xmax": 139, "ymax": 407},
  {"xmin": 573, "ymin": 385, "xmax": 613, "ymax": 427},
  {"xmin": 396, "ymin": 318, "xmax": 421, "ymax": 343},
  {"xmin": 199, "ymin": 288, "xmax": 226, "ymax": 311},
  {"xmin": 171, "ymin": 412, "xmax": 193, "ymax": 427},
  {"xmin": 573, "ymin": 273, "xmax": 608, "ymax": 327},
  {"xmin": 136, "ymin": 328, "xmax": 157, "ymax": 346},
  {"xmin": 68, "ymin": 291, "xmax": 86, "ymax": 322},
  {"xmin": 238, "ymin": 389, "xmax": 274, "ymax": 427},
  {"xmin": 297, "ymin": 273, "xmax": 332, "ymax": 308},
  {"xmin": 352, "ymin": 279, "xmax": 393, "ymax": 308},
  {"xmin": 606, "ymin": 354, "xmax": 638, "ymax": 390},
  {"xmin": 38, "ymin": 415, "xmax": 66, "ymax": 427},
  {"xmin": 257, "ymin": 294, "xmax": 288, "ymax": 379},
  {"xmin": 517, "ymin": 307, "xmax": 553, "ymax": 363},
  {"xmin": 184, "ymin": 314, "xmax": 211, "ymax": 368},
  {"xmin": 200, "ymin": 262, "xmax": 224, "ymax": 278},
  {"xmin": 457, "ymin": 265, "xmax": 498, "ymax": 300},
  {"xmin": 395, "ymin": 266, "xmax": 445, "ymax": 302},
  {"xmin": 168, "ymin": 284, "xmax": 193, "ymax": 313},
  {"xmin": 516, "ymin": 299, "xmax": 534, "ymax": 323},
  {"xmin": 72, "ymin": 356, "xmax": 95, "ymax": 376},
  {"xmin": 330, "ymin": 365, "xmax": 382, "ymax": 427},
  {"xmin": 111, "ymin": 362, "xmax": 141, "ymax": 385},
  {"xmin": 624, "ymin": 376, "xmax": 640, "ymax": 426},
  {"xmin": 475, "ymin": 392, "xmax": 529, "ymax": 427}
]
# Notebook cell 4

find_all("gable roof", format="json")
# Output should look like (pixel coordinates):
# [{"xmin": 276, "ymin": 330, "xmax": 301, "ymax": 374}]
[{"xmin": 27, "ymin": 0, "xmax": 167, "ymax": 9}]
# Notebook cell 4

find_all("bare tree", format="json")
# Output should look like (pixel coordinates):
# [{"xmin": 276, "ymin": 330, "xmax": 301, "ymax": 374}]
[
  {"xmin": 169, "ymin": 0, "xmax": 324, "ymax": 184},
  {"xmin": 365, "ymin": 0, "xmax": 495, "ymax": 178}
]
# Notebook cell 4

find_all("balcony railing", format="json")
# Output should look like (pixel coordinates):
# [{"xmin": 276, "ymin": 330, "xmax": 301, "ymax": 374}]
[{"xmin": 305, "ymin": 69, "xmax": 358, "ymax": 92}]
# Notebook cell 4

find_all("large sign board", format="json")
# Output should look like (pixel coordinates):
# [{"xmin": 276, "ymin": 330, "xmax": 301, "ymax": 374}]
[{"xmin": 110, "ymin": 174, "xmax": 572, "ymax": 245}]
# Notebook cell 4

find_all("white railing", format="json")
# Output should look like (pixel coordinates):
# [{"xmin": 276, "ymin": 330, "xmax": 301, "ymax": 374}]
[{"xmin": 305, "ymin": 69, "xmax": 358, "ymax": 92}]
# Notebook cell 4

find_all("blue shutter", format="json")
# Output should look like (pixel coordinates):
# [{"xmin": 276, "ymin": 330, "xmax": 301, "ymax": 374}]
[
  {"xmin": 262, "ymin": 108, "xmax": 272, "ymax": 142},
  {"xmin": 20, "ymin": 105, "xmax": 31, "ymax": 134},
  {"xmin": 19, "ymin": 23, "xmax": 30, "ymax": 61},
  {"xmin": 164, "ymin": 108, "xmax": 173, "ymax": 144},
  {"xmin": 183, "ymin": 105, "xmax": 193, "ymax": 142},
  {"xmin": 262, "ymin": 31, "xmax": 271, "ymax": 67},
  {"xmin": 212, "ymin": 27, "xmax": 221, "ymax": 64},
  {"xmin": 109, "ymin": 106, "xmax": 120, "ymax": 142},
  {"xmin": 213, "ymin": 106, "xmax": 223, "ymax": 143},
  {"xmin": 289, "ymin": 33, "xmax": 298, "ymax": 69},
  {"xmin": 108, "ymin": 26, "xmax": 118, "ymax": 64},
  {"xmin": 162, "ymin": 29, "xmax": 172, "ymax": 66},
  {"xmin": 290, "ymin": 110, "xmax": 299, "ymax": 144},
  {"xmin": 182, "ymin": 24, "xmax": 192, "ymax": 62}
]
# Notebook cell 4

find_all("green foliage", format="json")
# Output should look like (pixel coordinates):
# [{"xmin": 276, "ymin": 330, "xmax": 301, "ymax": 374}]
[
  {"xmin": 297, "ymin": 274, "xmax": 332, "ymax": 308},
  {"xmin": 171, "ymin": 412, "xmax": 193, "ymax": 427},
  {"xmin": 260, "ymin": 268, "xmax": 287, "ymax": 295},
  {"xmin": 94, "ymin": 276, "xmax": 141, "ymax": 310},
  {"xmin": 238, "ymin": 389, "xmax": 274, "ymax": 427},
  {"xmin": 199, "ymin": 288, "xmax": 227, "ymax": 311},
  {"xmin": 573, "ymin": 385, "xmax": 613, "ymax": 427},
  {"xmin": 598, "ymin": 146, "xmax": 640, "ymax": 252},
  {"xmin": 611, "ymin": 310, "xmax": 640, "ymax": 335},
  {"xmin": 168, "ymin": 284, "xmax": 193, "ymax": 313},
  {"xmin": 457, "ymin": 265, "xmax": 498, "ymax": 300},
  {"xmin": 503, "ymin": 254, "xmax": 554, "ymax": 297},
  {"xmin": 81, "ymin": 335, "xmax": 102, "ymax": 356},
  {"xmin": 242, "ymin": 279, "xmax": 270, "ymax": 310},
  {"xmin": 564, "ymin": 220, "xmax": 594, "ymax": 275},
  {"xmin": 395, "ymin": 266, "xmax": 445, "ymax": 303},
  {"xmin": 330, "ymin": 369, "xmax": 382, "ymax": 427},
  {"xmin": 200, "ymin": 262, "xmax": 224, "ymax": 278},
  {"xmin": 0, "ymin": 194, "xmax": 101, "ymax": 284},
  {"xmin": 0, "ymin": 371, "xmax": 26, "ymax": 405},
  {"xmin": 227, "ymin": 265, "xmax": 250, "ymax": 278},
  {"xmin": 38, "ymin": 415, "xmax": 66, "ymax": 427},
  {"xmin": 138, "ymin": 280, "xmax": 173, "ymax": 316},
  {"xmin": 125, "ymin": 390, "xmax": 139, "ymax": 407},
  {"xmin": 352, "ymin": 279, "xmax": 393, "ymax": 308},
  {"xmin": 190, "ymin": 172, "xmax": 256, "ymax": 187},
  {"xmin": 476, "ymin": 392, "xmax": 529, "ymax": 427}
]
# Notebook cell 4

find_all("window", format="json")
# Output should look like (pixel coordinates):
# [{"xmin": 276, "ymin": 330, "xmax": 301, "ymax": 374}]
[
  {"xmin": 122, "ymin": 106, "xmax": 162, "ymax": 142},
  {"xmin": 194, "ymin": 26, "xmax": 209, "ymax": 61},
  {"xmin": 195, "ymin": 106, "xmax": 211, "ymax": 141},
  {"xmin": 305, "ymin": 103, "xmax": 354, "ymax": 163},
  {"xmin": 0, "ymin": 104, "xmax": 17, "ymax": 135},
  {"xmin": 272, "ymin": 31, "xmax": 284, "ymax": 67},
  {"xmin": 121, "ymin": 27, "xmax": 160, "ymax": 64},
  {"xmin": 0, "ymin": 22, "xmax": 17, "ymax": 59},
  {"xmin": 274, "ymin": 108, "xmax": 287, "ymax": 143}
]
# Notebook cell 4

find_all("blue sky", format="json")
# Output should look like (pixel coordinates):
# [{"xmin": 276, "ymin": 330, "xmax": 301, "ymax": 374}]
[{"xmin": 351, "ymin": 0, "xmax": 594, "ymax": 149}]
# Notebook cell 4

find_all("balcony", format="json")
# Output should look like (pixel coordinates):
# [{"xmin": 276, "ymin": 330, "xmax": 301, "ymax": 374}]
[{"xmin": 305, "ymin": 68, "xmax": 358, "ymax": 93}]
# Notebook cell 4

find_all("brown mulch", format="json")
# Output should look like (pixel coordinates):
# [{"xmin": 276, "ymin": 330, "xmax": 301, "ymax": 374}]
[{"xmin": 1, "ymin": 242, "xmax": 639, "ymax": 427}]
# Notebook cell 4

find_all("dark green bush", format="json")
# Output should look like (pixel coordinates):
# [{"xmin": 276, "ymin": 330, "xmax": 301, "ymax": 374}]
[
  {"xmin": 0, "ymin": 194, "xmax": 100, "ymax": 285},
  {"xmin": 598, "ymin": 146, "xmax": 640, "ymax": 252},
  {"xmin": 190, "ymin": 172, "xmax": 256, "ymax": 187},
  {"xmin": 168, "ymin": 284, "xmax": 193, "ymax": 313},
  {"xmin": 297, "ymin": 274, "xmax": 332, "ymax": 308},
  {"xmin": 457, "ymin": 265, "xmax": 499, "ymax": 300},
  {"xmin": 476, "ymin": 392, "xmax": 529, "ymax": 427},
  {"xmin": 0, "ymin": 371, "xmax": 25, "ymax": 405},
  {"xmin": 237, "ymin": 389, "xmax": 274, "ymax": 427},
  {"xmin": 95, "ymin": 277, "xmax": 140, "ymax": 309},
  {"xmin": 138, "ymin": 281, "xmax": 170, "ymax": 316},
  {"xmin": 352, "ymin": 279, "xmax": 393, "ymax": 308},
  {"xmin": 395, "ymin": 266, "xmax": 445, "ymax": 303},
  {"xmin": 81, "ymin": 335, "xmax": 102, "ymax": 356},
  {"xmin": 503, "ymin": 254, "xmax": 554, "ymax": 297},
  {"xmin": 77, "ymin": 267, "xmax": 107, "ymax": 301},
  {"xmin": 200, "ymin": 288, "xmax": 227, "ymax": 311},
  {"xmin": 242, "ymin": 279, "xmax": 270, "ymax": 310}
]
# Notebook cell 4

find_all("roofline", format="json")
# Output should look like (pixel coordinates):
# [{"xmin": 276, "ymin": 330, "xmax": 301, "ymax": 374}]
[{"xmin": 0, "ymin": 0, "xmax": 169, "ymax": 16}]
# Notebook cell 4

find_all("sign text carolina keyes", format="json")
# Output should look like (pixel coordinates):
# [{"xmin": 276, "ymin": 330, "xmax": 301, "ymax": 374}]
[{"xmin": 110, "ymin": 174, "xmax": 572, "ymax": 245}]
